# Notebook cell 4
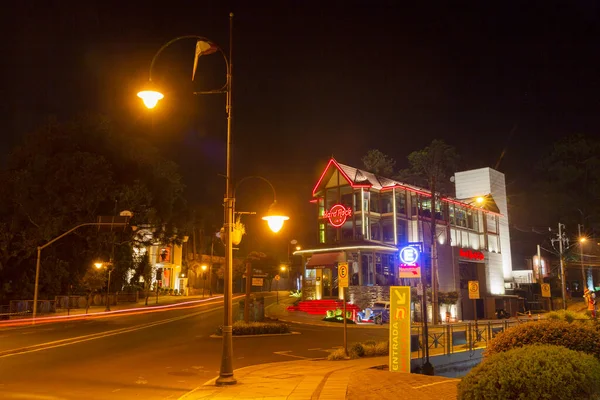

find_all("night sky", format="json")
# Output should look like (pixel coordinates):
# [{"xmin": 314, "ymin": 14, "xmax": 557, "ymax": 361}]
[{"xmin": 2, "ymin": 1, "xmax": 599, "ymax": 260}]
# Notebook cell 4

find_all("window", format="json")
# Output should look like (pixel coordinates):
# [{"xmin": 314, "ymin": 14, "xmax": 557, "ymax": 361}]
[
  {"xmin": 353, "ymin": 192, "xmax": 362, "ymax": 212},
  {"xmin": 455, "ymin": 207, "xmax": 467, "ymax": 227},
  {"xmin": 411, "ymin": 193, "xmax": 418, "ymax": 216},
  {"xmin": 421, "ymin": 198, "xmax": 432, "ymax": 218},
  {"xmin": 449, "ymin": 204, "xmax": 455, "ymax": 225},
  {"xmin": 319, "ymin": 223, "xmax": 325, "ymax": 244},
  {"xmin": 340, "ymin": 187, "xmax": 353, "ymax": 210},
  {"xmin": 326, "ymin": 225, "xmax": 337, "ymax": 243},
  {"xmin": 318, "ymin": 198, "xmax": 324, "ymax": 217},
  {"xmin": 370, "ymin": 221, "xmax": 381, "ymax": 241},
  {"xmin": 341, "ymin": 221, "xmax": 354, "ymax": 241},
  {"xmin": 370, "ymin": 192, "xmax": 380, "ymax": 213},
  {"xmin": 381, "ymin": 192, "xmax": 393, "ymax": 213},
  {"xmin": 486, "ymin": 214, "xmax": 498, "ymax": 233},
  {"xmin": 395, "ymin": 190, "xmax": 407, "ymax": 214},
  {"xmin": 397, "ymin": 219, "xmax": 408, "ymax": 245},
  {"xmin": 382, "ymin": 222, "xmax": 394, "ymax": 243},
  {"xmin": 325, "ymin": 188, "xmax": 338, "ymax": 210}
]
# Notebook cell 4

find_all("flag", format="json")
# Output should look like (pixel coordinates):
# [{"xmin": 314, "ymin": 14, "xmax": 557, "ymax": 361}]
[{"xmin": 192, "ymin": 40, "xmax": 218, "ymax": 81}]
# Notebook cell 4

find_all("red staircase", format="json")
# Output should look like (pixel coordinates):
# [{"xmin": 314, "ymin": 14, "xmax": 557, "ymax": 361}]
[{"xmin": 288, "ymin": 300, "xmax": 361, "ymax": 315}]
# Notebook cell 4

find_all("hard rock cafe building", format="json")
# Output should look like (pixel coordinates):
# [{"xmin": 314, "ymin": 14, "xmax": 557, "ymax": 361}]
[{"xmin": 294, "ymin": 158, "xmax": 516, "ymax": 321}]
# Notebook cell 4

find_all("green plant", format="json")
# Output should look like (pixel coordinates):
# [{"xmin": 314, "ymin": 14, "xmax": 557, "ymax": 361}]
[
  {"xmin": 485, "ymin": 320, "xmax": 600, "ymax": 359},
  {"xmin": 350, "ymin": 343, "xmax": 365, "ymax": 357},
  {"xmin": 326, "ymin": 309, "xmax": 334, "ymax": 318},
  {"xmin": 289, "ymin": 290, "xmax": 302, "ymax": 298},
  {"xmin": 546, "ymin": 309, "xmax": 590, "ymax": 323},
  {"xmin": 458, "ymin": 345, "xmax": 600, "ymax": 400},
  {"xmin": 216, "ymin": 321, "xmax": 291, "ymax": 336},
  {"xmin": 327, "ymin": 348, "xmax": 354, "ymax": 360},
  {"xmin": 438, "ymin": 291, "xmax": 459, "ymax": 305},
  {"xmin": 335, "ymin": 308, "xmax": 342, "ymax": 317}
]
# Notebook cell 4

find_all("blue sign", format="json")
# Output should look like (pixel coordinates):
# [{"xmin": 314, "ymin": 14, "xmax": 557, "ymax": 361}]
[{"xmin": 399, "ymin": 246, "xmax": 419, "ymax": 265}]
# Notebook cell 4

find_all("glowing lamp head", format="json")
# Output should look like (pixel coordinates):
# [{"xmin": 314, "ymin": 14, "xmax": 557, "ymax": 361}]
[
  {"xmin": 476, "ymin": 196, "xmax": 485, "ymax": 204},
  {"xmin": 296, "ymin": 245, "xmax": 301, "ymax": 251},
  {"xmin": 280, "ymin": 265, "xmax": 287, "ymax": 272},
  {"xmin": 137, "ymin": 89, "xmax": 164, "ymax": 109},
  {"xmin": 94, "ymin": 262, "xmax": 103, "ymax": 269},
  {"xmin": 580, "ymin": 237, "xmax": 587, "ymax": 243},
  {"xmin": 262, "ymin": 201, "xmax": 289, "ymax": 233},
  {"xmin": 201, "ymin": 265, "xmax": 208, "ymax": 271}
]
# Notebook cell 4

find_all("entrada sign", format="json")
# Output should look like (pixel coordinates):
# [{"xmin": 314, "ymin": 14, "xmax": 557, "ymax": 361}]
[
  {"xmin": 459, "ymin": 248, "xmax": 485, "ymax": 261},
  {"xmin": 323, "ymin": 204, "xmax": 352, "ymax": 227}
]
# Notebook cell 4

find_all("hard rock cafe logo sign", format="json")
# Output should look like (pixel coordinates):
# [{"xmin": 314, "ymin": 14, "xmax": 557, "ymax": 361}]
[
  {"xmin": 323, "ymin": 204, "xmax": 352, "ymax": 227},
  {"xmin": 459, "ymin": 248, "xmax": 485, "ymax": 261}
]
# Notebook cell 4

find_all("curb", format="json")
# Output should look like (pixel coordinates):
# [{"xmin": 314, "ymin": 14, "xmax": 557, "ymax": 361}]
[
  {"xmin": 209, "ymin": 331, "xmax": 301, "ymax": 338},
  {"xmin": 277, "ymin": 317, "xmax": 388, "ymax": 329}
]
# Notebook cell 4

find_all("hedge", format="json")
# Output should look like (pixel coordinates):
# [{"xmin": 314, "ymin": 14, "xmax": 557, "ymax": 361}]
[
  {"xmin": 485, "ymin": 319, "xmax": 600, "ymax": 359},
  {"xmin": 216, "ymin": 321, "xmax": 291, "ymax": 336},
  {"xmin": 546, "ymin": 309, "xmax": 590, "ymax": 323},
  {"xmin": 458, "ymin": 345, "xmax": 600, "ymax": 400}
]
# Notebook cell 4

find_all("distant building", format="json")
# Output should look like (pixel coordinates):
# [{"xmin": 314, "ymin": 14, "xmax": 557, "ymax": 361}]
[{"xmin": 295, "ymin": 158, "xmax": 516, "ymax": 320}]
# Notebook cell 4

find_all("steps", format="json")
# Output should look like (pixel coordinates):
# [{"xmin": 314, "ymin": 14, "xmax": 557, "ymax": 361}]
[{"xmin": 288, "ymin": 300, "xmax": 362, "ymax": 315}]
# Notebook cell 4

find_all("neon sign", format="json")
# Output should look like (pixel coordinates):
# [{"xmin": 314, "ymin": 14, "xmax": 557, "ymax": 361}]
[
  {"xmin": 399, "ymin": 246, "xmax": 419, "ymax": 264},
  {"xmin": 459, "ymin": 248, "xmax": 485, "ymax": 261},
  {"xmin": 323, "ymin": 204, "xmax": 352, "ymax": 227}
]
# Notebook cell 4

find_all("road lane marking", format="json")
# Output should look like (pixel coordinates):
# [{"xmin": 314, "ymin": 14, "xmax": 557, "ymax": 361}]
[
  {"xmin": 412, "ymin": 379, "xmax": 460, "ymax": 389},
  {"xmin": 0, "ymin": 306, "xmax": 222, "ymax": 359}
]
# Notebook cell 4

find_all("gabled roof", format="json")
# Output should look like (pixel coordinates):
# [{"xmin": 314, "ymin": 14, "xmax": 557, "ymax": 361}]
[{"xmin": 312, "ymin": 158, "xmax": 502, "ymax": 216}]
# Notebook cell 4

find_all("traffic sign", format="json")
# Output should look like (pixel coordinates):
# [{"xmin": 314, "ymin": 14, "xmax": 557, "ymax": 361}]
[
  {"xmin": 399, "ymin": 246, "xmax": 420, "ymax": 264},
  {"xmin": 468, "ymin": 281, "xmax": 480, "ymax": 299},
  {"xmin": 275, "ymin": 275, "xmax": 280, "ymax": 281},
  {"xmin": 389, "ymin": 286, "xmax": 411, "ymax": 373},
  {"xmin": 541, "ymin": 283, "xmax": 551, "ymax": 298},
  {"xmin": 252, "ymin": 278, "xmax": 263, "ymax": 286},
  {"xmin": 399, "ymin": 265, "xmax": 421, "ymax": 278},
  {"xmin": 338, "ymin": 262, "xmax": 349, "ymax": 288}
]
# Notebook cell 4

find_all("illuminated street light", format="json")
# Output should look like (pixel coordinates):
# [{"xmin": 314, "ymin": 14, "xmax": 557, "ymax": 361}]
[
  {"xmin": 263, "ymin": 201, "xmax": 289, "ymax": 233},
  {"xmin": 137, "ymin": 90, "xmax": 164, "ymax": 109},
  {"xmin": 137, "ymin": 15, "xmax": 286, "ymax": 386},
  {"xmin": 476, "ymin": 196, "xmax": 484, "ymax": 204},
  {"xmin": 93, "ymin": 261, "xmax": 114, "ymax": 312}
]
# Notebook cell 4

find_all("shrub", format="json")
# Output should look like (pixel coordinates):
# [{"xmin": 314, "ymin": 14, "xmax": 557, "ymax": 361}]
[
  {"xmin": 350, "ymin": 343, "xmax": 365, "ymax": 357},
  {"xmin": 485, "ymin": 320, "xmax": 600, "ymax": 359},
  {"xmin": 546, "ymin": 309, "xmax": 590, "ymax": 323},
  {"xmin": 335, "ymin": 308, "xmax": 343, "ymax": 317},
  {"xmin": 362, "ymin": 341, "xmax": 389, "ymax": 357},
  {"xmin": 458, "ymin": 345, "xmax": 600, "ymax": 400},
  {"xmin": 326, "ymin": 309, "xmax": 334, "ymax": 318},
  {"xmin": 216, "ymin": 321, "xmax": 291, "ymax": 336},
  {"xmin": 327, "ymin": 348, "xmax": 353, "ymax": 360}
]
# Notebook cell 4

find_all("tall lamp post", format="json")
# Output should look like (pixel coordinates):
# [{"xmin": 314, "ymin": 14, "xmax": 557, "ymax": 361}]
[
  {"xmin": 201, "ymin": 264, "xmax": 208, "ymax": 297},
  {"xmin": 94, "ymin": 261, "xmax": 114, "ymax": 311},
  {"xmin": 32, "ymin": 214, "xmax": 132, "ymax": 323},
  {"xmin": 579, "ymin": 224, "xmax": 587, "ymax": 290},
  {"xmin": 137, "ymin": 16, "xmax": 288, "ymax": 386}
]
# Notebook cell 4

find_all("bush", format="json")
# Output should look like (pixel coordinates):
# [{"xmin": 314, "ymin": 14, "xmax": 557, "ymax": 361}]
[
  {"xmin": 335, "ymin": 308, "xmax": 343, "ymax": 317},
  {"xmin": 351, "ymin": 343, "xmax": 365, "ymax": 357},
  {"xmin": 485, "ymin": 320, "xmax": 600, "ymax": 359},
  {"xmin": 216, "ymin": 321, "xmax": 291, "ymax": 336},
  {"xmin": 546, "ymin": 309, "xmax": 590, "ymax": 323},
  {"xmin": 327, "ymin": 348, "xmax": 353, "ymax": 360},
  {"xmin": 326, "ymin": 309, "xmax": 334, "ymax": 318},
  {"xmin": 458, "ymin": 345, "xmax": 600, "ymax": 400}
]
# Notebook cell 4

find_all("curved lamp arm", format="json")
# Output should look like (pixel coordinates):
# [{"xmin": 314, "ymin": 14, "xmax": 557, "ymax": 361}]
[
  {"xmin": 233, "ymin": 176, "xmax": 277, "ymax": 203},
  {"xmin": 147, "ymin": 35, "xmax": 230, "ymax": 93}
]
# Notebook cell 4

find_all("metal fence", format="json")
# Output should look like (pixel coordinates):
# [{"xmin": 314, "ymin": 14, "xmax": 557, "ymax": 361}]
[
  {"xmin": 409, "ymin": 318, "xmax": 540, "ymax": 358},
  {"xmin": 5, "ymin": 300, "xmax": 57, "ymax": 317}
]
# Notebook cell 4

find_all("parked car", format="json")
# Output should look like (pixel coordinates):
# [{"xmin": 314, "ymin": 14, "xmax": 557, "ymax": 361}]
[{"xmin": 356, "ymin": 301, "xmax": 390, "ymax": 324}]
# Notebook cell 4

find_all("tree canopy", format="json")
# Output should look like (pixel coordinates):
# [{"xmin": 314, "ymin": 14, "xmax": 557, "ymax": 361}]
[
  {"xmin": 361, "ymin": 149, "xmax": 396, "ymax": 177},
  {"xmin": 0, "ymin": 115, "xmax": 187, "ymax": 303}
]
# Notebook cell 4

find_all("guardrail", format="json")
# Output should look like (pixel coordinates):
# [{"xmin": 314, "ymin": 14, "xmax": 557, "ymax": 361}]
[{"xmin": 409, "ymin": 318, "xmax": 539, "ymax": 358}]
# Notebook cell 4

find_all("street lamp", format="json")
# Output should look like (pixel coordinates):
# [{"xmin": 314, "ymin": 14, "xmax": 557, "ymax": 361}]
[
  {"xmin": 94, "ymin": 261, "xmax": 114, "ymax": 312},
  {"xmin": 137, "ymin": 15, "xmax": 288, "ymax": 386},
  {"xmin": 201, "ymin": 264, "xmax": 208, "ymax": 297},
  {"xmin": 579, "ymin": 224, "xmax": 587, "ymax": 289}
]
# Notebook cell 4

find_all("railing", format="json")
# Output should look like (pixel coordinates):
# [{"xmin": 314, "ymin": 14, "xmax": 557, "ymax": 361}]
[
  {"xmin": 7, "ymin": 300, "xmax": 57, "ymax": 317},
  {"xmin": 409, "ymin": 318, "xmax": 539, "ymax": 358}
]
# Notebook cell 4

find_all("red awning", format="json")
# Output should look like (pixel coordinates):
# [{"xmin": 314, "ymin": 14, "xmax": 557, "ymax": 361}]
[{"xmin": 306, "ymin": 252, "xmax": 346, "ymax": 267}]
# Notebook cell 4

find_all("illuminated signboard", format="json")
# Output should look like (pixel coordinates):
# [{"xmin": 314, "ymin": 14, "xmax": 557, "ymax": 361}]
[
  {"xmin": 399, "ymin": 245, "xmax": 421, "ymax": 278},
  {"xmin": 323, "ymin": 204, "xmax": 352, "ymax": 227},
  {"xmin": 389, "ymin": 286, "xmax": 411, "ymax": 373},
  {"xmin": 459, "ymin": 248, "xmax": 485, "ymax": 261},
  {"xmin": 399, "ymin": 246, "xmax": 419, "ymax": 264}
]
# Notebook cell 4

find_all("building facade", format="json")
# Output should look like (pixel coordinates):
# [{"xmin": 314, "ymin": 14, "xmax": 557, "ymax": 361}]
[{"xmin": 295, "ymin": 158, "xmax": 515, "ymax": 320}]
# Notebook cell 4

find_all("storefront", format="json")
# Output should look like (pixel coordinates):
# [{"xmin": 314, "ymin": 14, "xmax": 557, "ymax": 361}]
[{"xmin": 295, "ymin": 158, "xmax": 515, "ymax": 321}]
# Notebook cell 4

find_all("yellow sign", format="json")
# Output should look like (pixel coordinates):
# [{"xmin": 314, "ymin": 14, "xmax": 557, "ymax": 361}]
[
  {"xmin": 541, "ymin": 283, "xmax": 551, "ymax": 298},
  {"xmin": 468, "ymin": 281, "xmax": 480, "ymax": 300},
  {"xmin": 389, "ymin": 286, "xmax": 411, "ymax": 373},
  {"xmin": 338, "ymin": 262, "xmax": 349, "ymax": 288}
]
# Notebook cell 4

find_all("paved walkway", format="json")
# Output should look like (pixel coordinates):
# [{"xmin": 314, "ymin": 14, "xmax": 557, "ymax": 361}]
[{"xmin": 178, "ymin": 356, "xmax": 458, "ymax": 400}]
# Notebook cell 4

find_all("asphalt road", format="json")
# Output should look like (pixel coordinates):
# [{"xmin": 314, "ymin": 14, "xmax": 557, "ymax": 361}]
[{"xmin": 0, "ymin": 294, "xmax": 387, "ymax": 400}]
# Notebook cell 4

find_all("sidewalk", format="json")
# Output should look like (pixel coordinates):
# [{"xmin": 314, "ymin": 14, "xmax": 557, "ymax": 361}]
[{"xmin": 178, "ymin": 357, "xmax": 459, "ymax": 400}]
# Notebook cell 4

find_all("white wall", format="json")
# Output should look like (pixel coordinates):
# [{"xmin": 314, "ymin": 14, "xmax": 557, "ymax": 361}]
[{"xmin": 454, "ymin": 167, "xmax": 513, "ymax": 287}]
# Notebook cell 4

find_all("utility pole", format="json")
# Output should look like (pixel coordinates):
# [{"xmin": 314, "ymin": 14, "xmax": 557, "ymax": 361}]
[
  {"xmin": 430, "ymin": 177, "xmax": 439, "ymax": 325},
  {"xmin": 578, "ymin": 224, "xmax": 586, "ymax": 289},
  {"xmin": 536, "ymin": 245, "xmax": 542, "ymax": 283},
  {"xmin": 558, "ymin": 223, "xmax": 567, "ymax": 310}
]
